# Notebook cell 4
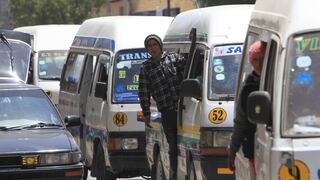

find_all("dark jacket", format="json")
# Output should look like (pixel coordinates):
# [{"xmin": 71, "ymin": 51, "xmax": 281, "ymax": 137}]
[{"xmin": 229, "ymin": 71, "xmax": 260, "ymax": 159}]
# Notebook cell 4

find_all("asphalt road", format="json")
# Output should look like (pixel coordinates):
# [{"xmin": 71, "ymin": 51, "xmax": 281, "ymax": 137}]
[{"xmin": 86, "ymin": 171, "xmax": 148, "ymax": 180}]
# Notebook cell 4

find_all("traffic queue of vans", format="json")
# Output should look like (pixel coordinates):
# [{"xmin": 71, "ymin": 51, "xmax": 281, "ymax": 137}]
[
  {"xmin": 146, "ymin": 5, "xmax": 253, "ymax": 180},
  {"xmin": 2, "ymin": 0, "xmax": 319, "ymax": 179}
]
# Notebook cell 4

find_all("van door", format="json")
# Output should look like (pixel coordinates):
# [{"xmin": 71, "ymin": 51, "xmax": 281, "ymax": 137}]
[{"xmin": 85, "ymin": 53, "xmax": 111, "ymax": 166}]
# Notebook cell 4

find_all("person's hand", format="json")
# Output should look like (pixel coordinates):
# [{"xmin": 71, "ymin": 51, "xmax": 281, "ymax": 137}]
[
  {"xmin": 228, "ymin": 153, "xmax": 236, "ymax": 171},
  {"xmin": 143, "ymin": 115, "xmax": 152, "ymax": 128}
]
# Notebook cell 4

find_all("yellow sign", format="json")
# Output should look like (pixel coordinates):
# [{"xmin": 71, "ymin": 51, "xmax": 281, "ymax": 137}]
[
  {"xmin": 208, "ymin": 108, "xmax": 227, "ymax": 124},
  {"xmin": 118, "ymin": 70, "xmax": 126, "ymax": 79},
  {"xmin": 279, "ymin": 160, "xmax": 309, "ymax": 180},
  {"xmin": 113, "ymin": 112, "xmax": 128, "ymax": 127}
]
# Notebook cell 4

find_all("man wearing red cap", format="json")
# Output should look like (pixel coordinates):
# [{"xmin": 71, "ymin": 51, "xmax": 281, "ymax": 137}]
[
  {"xmin": 228, "ymin": 41, "xmax": 267, "ymax": 178},
  {"xmin": 139, "ymin": 34, "xmax": 185, "ymax": 180}
]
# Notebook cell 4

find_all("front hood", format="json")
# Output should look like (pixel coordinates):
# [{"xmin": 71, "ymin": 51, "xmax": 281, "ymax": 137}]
[{"xmin": 0, "ymin": 129, "xmax": 75, "ymax": 154}]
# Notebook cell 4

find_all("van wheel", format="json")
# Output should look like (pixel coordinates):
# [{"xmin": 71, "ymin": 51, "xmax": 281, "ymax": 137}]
[
  {"xmin": 82, "ymin": 165, "xmax": 88, "ymax": 179},
  {"xmin": 186, "ymin": 159, "xmax": 196, "ymax": 180},
  {"xmin": 95, "ymin": 145, "xmax": 107, "ymax": 180},
  {"xmin": 152, "ymin": 153, "xmax": 166, "ymax": 180}
]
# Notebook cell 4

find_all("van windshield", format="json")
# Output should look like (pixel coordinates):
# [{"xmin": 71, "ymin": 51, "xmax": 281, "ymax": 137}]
[
  {"xmin": 38, "ymin": 50, "xmax": 68, "ymax": 80},
  {"xmin": 0, "ymin": 40, "xmax": 31, "ymax": 82},
  {"xmin": 283, "ymin": 32, "xmax": 320, "ymax": 137},
  {"xmin": 112, "ymin": 48, "xmax": 150, "ymax": 103},
  {"xmin": 208, "ymin": 44, "xmax": 242, "ymax": 101}
]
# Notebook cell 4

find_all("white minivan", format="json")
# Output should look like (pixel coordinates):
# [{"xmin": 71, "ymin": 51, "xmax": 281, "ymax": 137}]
[
  {"xmin": 236, "ymin": 0, "xmax": 320, "ymax": 179},
  {"xmin": 59, "ymin": 16, "xmax": 173, "ymax": 179},
  {"xmin": 145, "ymin": 5, "xmax": 253, "ymax": 180},
  {"xmin": 14, "ymin": 25, "xmax": 80, "ymax": 105}
]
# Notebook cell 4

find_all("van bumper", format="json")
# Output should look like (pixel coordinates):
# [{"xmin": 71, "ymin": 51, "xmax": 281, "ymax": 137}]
[
  {"xmin": 109, "ymin": 152, "xmax": 150, "ymax": 177},
  {"xmin": 200, "ymin": 155, "xmax": 235, "ymax": 180}
]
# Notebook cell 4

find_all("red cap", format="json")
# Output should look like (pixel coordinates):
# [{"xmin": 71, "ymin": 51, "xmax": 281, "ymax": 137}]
[{"xmin": 249, "ymin": 41, "xmax": 267, "ymax": 66}]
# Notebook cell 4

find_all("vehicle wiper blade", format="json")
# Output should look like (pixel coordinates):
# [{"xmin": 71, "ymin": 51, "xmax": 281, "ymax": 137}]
[
  {"xmin": 0, "ymin": 33, "xmax": 14, "ymax": 71},
  {"xmin": 26, "ymin": 122, "xmax": 63, "ymax": 128},
  {"xmin": 0, "ymin": 126, "xmax": 9, "ymax": 131},
  {"xmin": 42, "ymin": 77, "xmax": 61, "ymax": 80}
]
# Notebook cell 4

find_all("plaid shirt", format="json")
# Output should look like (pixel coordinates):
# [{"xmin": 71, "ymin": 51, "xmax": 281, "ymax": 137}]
[{"xmin": 139, "ymin": 52, "xmax": 185, "ymax": 116}]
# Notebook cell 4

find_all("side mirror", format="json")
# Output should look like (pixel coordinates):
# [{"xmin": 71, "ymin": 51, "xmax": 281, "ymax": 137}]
[
  {"xmin": 180, "ymin": 78, "xmax": 202, "ymax": 99},
  {"xmin": 64, "ymin": 115, "xmax": 81, "ymax": 127},
  {"xmin": 247, "ymin": 91, "xmax": 271, "ymax": 124},
  {"xmin": 95, "ymin": 82, "xmax": 107, "ymax": 99}
]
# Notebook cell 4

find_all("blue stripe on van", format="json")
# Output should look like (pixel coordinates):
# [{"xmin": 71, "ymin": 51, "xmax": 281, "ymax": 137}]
[{"xmin": 72, "ymin": 36, "xmax": 115, "ymax": 52}]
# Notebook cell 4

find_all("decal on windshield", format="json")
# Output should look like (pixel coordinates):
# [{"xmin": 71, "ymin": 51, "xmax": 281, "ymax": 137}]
[{"xmin": 212, "ymin": 45, "xmax": 242, "ymax": 57}]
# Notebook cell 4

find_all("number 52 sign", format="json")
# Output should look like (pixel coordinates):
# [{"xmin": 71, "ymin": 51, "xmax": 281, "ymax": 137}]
[{"xmin": 208, "ymin": 108, "xmax": 227, "ymax": 124}]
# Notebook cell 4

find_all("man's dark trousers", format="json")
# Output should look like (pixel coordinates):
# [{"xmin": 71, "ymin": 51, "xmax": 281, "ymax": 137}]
[{"xmin": 161, "ymin": 109, "xmax": 177, "ymax": 180}]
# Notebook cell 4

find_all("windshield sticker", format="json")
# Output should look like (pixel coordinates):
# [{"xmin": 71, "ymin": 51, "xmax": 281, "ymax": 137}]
[
  {"xmin": 117, "ymin": 61, "xmax": 132, "ymax": 69},
  {"xmin": 133, "ymin": 75, "xmax": 139, "ymax": 83},
  {"xmin": 113, "ymin": 112, "xmax": 128, "ymax": 127},
  {"xmin": 295, "ymin": 72, "xmax": 313, "ymax": 87},
  {"xmin": 216, "ymin": 74, "xmax": 225, "ymax": 81},
  {"xmin": 208, "ymin": 108, "xmax": 227, "ymax": 124},
  {"xmin": 296, "ymin": 56, "xmax": 312, "ymax": 68},
  {"xmin": 118, "ymin": 52, "xmax": 150, "ymax": 61},
  {"xmin": 213, "ymin": 45, "xmax": 243, "ymax": 57},
  {"xmin": 39, "ymin": 60, "xmax": 45, "ymax": 65},
  {"xmin": 213, "ymin": 59, "xmax": 223, "ymax": 66},
  {"xmin": 296, "ymin": 37, "xmax": 320, "ymax": 52},
  {"xmin": 214, "ymin": 66, "xmax": 224, "ymax": 73},
  {"xmin": 127, "ymin": 85, "xmax": 138, "ymax": 91},
  {"xmin": 115, "ymin": 85, "xmax": 125, "ymax": 92},
  {"xmin": 279, "ymin": 160, "xmax": 309, "ymax": 180},
  {"xmin": 39, "ymin": 72, "xmax": 46, "ymax": 76},
  {"xmin": 118, "ymin": 70, "xmax": 126, "ymax": 79}
]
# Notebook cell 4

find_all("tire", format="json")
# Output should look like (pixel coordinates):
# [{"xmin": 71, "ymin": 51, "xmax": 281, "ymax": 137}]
[
  {"xmin": 152, "ymin": 153, "xmax": 166, "ymax": 180},
  {"xmin": 95, "ymin": 145, "xmax": 106, "ymax": 180},
  {"xmin": 82, "ymin": 165, "xmax": 88, "ymax": 180}
]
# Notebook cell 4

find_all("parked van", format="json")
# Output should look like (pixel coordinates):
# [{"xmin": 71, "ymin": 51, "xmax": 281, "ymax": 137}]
[
  {"xmin": 59, "ymin": 16, "xmax": 173, "ymax": 179},
  {"xmin": 235, "ymin": 0, "xmax": 320, "ymax": 179},
  {"xmin": 14, "ymin": 25, "xmax": 80, "ymax": 105},
  {"xmin": 0, "ymin": 29, "xmax": 32, "ymax": 83},
  {"xmin": 145, "ymin": 5, "xmax": 253, "ymax": 180}
]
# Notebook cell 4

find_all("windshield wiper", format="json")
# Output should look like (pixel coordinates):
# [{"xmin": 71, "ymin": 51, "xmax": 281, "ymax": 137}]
[
  {"xmin": 0, "ymin": 126, "xmax": 9, "ymax": 131},
  {"xmin": 41, "ymin": 76, "xmax": 61, "ymax": 81},
  {"xmin": 0, "ymin": 123, "xmax": 63, "ymax": 131},
  {"xmin": 25, "ymin": 122, "xmax": 63, "ymax": 128},
  {"xmin": 0, "ymin": 33, "xmax": 14, "ymax": 71}
]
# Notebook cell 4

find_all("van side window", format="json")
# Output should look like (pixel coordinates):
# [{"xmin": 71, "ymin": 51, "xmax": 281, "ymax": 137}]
[
  {"xmin": 60, "ymin": 53, "xmax": 86, "ymax": 92},
  {"xmin": 236, "ymin": 34, "xmax": 260, "ymax": 99},
  {"xmin": 263, "ymin": 39, "xmax": 278, "ymax": 128},
  {"xmin": 189, "ymin": 48, "xmax": 204, "ymax": 79},
  {"xmin": 264, "ymin": 40, "xmax": 277, "ymax": 97}
]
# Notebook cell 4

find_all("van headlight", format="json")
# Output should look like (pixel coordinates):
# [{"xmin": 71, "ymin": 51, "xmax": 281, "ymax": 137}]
[
  {"xmin": 40, "ymin": 151, "xmax": 81, "ymax": 165},
  {"xmin": 122, "ymin": 138, "xmax": 138, "ymax": 150},
  {"xmin": 200, "ymin": 130, "xmax": 232, "ymax": 148}
]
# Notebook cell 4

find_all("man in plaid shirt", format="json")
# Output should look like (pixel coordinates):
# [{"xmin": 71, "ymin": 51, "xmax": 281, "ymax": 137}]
[{"xmin": 139, "ymin": 34, "xmax": 185, "ymax": 180}]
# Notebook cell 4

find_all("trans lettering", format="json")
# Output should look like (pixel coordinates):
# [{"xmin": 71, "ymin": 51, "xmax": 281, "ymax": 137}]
[
  {"xmin": 227, "ymin": 46, "xmax": 242, "ymax": 54},
  {"xmin": 118, "ymin": 52, "xmax": 150, "ymax": 61}
]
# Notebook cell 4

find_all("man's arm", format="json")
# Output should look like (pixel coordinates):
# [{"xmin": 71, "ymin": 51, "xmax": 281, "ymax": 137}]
[{"xmin": 138, "ymin": 66, "xmax": 151, "ymax": 118}]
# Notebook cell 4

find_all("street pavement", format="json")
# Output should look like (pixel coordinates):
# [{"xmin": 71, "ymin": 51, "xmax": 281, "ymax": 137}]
[{"xmin": 86, "ymin": 170, "xmax": 148, "ymax": 180}]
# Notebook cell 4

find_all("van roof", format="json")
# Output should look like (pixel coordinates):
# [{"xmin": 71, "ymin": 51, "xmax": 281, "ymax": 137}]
[
  {"xmin": 14, "ymin": 24, "xmax": 80, "ymax": 50},
  {"xmin": 163, "ymin": 5, "xmax": 253, "ymax": 47},
  {"xmin": 250, "ymin": 0, "xmax": 320, "ymax": 46},
  {"xmin": 72, "ymin": 16, "xmax": 173, "ymax": 52}
]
